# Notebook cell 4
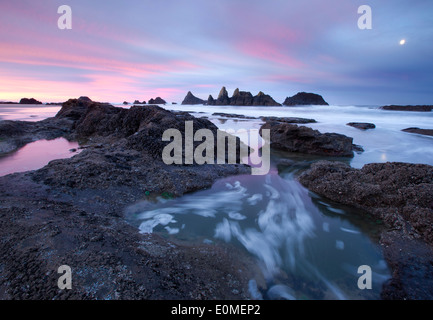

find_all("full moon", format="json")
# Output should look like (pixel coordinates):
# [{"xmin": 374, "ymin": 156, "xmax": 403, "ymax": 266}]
[{"xmin": 399, "ymin": 39, "xmax": 406, "ymax": 45}]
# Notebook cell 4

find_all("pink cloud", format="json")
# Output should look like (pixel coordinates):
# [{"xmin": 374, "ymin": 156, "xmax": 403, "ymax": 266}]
[{"xmin": 236, "ymin": 38, "xmax": 305, "ymax": 69}]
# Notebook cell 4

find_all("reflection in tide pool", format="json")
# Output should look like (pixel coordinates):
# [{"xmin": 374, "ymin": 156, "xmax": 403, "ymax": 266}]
[{"xmin": 128, "ymin": 170, "xmax": 390, "ymax": 300}]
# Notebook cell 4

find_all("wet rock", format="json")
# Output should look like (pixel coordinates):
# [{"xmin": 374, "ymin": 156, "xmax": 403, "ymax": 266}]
[
  {"xmin": 260, "ymin": 116, "xmax": 316, "ymax": 124},
  {"xmin": 381, "ymin": 105, "xmax": 432, "ymax": 112},
  {"xmin": 260, "ymin": 122, "xmax": 358, "ymax": 157},
  {"xmin": 207, "ymin": 87, "xmax": 281, "ymax": 106},
  {"xmin": 402, "ymin": 127, "xmax": 433, "ymax": 137},
  {"xmin": 148, "ymin": 97, "xmax": 166, "ymax": 105},
  {"xmin": 347, "ymin": 122, "xmax": 376, "ymax": 130},
  {"xmin": 181, "ymin": 91, "xmax": 206, "ymax": 105},
  {"xmin": 230, "ymin": 89, "xmax": 254, "ymax": 106},
  {"xmin": 283, "ymin": 92, "xmax": 329, "ymax": 106}
]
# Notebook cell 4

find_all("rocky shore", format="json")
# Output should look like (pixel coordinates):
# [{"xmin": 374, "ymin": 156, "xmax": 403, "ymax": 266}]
[
  {"xmin": 381, "ymin": 105, "xmax": 432, "ymax": 112},
  {"xmin": 260, "ymin": 120, "xmax": 361, "ymax": 157},
  {"xmin": 298, "ymin": 161, "xmax": 433, "ymax": 299},
  {"xmin": 0, "ymin": 98, "xmax": 255, "ymax": 299}
]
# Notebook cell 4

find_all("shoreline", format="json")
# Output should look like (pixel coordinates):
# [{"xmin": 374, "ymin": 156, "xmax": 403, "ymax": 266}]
[{"xmin": 0, "ymin": 100, "xmax": 432, "ymax": 299}]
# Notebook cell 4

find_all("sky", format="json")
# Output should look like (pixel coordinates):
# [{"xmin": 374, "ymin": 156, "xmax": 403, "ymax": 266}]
[{"xmin": 0, "ymin": 0, "xmax": 432, "ymax": 105}]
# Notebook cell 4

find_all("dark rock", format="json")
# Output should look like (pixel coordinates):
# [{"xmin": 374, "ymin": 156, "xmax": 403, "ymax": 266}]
[
  {"xmin": 253, "ymin": 91, "xmax": 282, "ymax": 106},
  {"xmin": 55, "ymin": 98, "xmax": 94, "ymax": 121},
  {"xmin": 283, "ymin": 92, "xmax": 329, "ymax": 106},
  {"xmin": 207, "ymin": 87, "xmax": 281, "ymax": 106},
  {"xmin": 402, "ymin": 128, "xmax": 433, "ymax": 137},
  {"xmin": 260, "ymin": 122, "xmax": 357, "ymax": 157},
  {"xmin": 260, "ymin": 116, "xmax": 316, "ymax": 124},
  {"xmin": 123, "ymin": 101, "xmax": 129, "ymax": 105},
  {"xmin": 230, "ymin": 89, "xmax": 254, "ymax": 106},
  {"xmin": 347, "ymin": 122, "xmax": 376, "ymax": 130},
  {"xmin": 206, "ymin": 87, "xmax": 230, "ymax": 105},
  {"xmin": 19, "ymin": 98, "xmax": 42, "ymax": 105},
  {"xmin": 78, "ymin": 96, "xmax": 92, "ymax": 102},
  {"xmin": 207, "ymin": 95, "xmax": 215, "ymax": 105},
  {"xmin": 217, "ymin": 87, "xmax": 230, "ymax": 104},
  {"xmin": 133, "ymin": 100, "xmax": 141, "ymax": 105},
  {"xmin": 181, "ymin": 91, "xmax": 205, "ymax": 105},
  {"xmin": 298, "ymin": 161, "xmax": 433, "ymax": 299},
  {"xmin": 381, "ymin": 105, "xmax": 432, "ymax": 112},
  {"xmin": 148, "ymin": 97, "xmax": 166, "ymax": 105},
  {"xmin": 212, "ymin": 113, "xmax": 258, "ymax": 120},
  {"xmin": 0, "ymin": 98, "xmax": 254, "ymax": 299}
]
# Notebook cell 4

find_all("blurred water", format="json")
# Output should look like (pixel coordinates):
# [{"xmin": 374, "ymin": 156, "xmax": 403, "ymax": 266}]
[{"xmin": 127, "ymin": 104, "xmax": 433, "ymax": 299}]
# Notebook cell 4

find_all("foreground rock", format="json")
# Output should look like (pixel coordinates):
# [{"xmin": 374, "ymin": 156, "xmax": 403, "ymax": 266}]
[
  {"xmin": 207, "ymin": 87, "xmax": 281, "ymax": 106},
  {"xmin": 260, "ymin": 121, "xmax": 359, "ymax": 157},
  {"xmin": 402, "ymin": 127, "xmax": 433, "ymax": 137},
  {"xmin": 0, "ymin": 99, "xmax": 254, "ymax": 299},
  {"xmin": 283, "ymin": 92, "xmax": 329, "ymax": 106},
  {"xmin": 381, "ymin": 105, "xmax": 432, "ymax": 112},
  {"xmin": 347, "ymin": 122, "xmax": 376, "ymax": 130},
  {"xmin": 298, "ymin": 161, "xmax": 433, "ymax": 299},
  {"xmin": 181, "ymin": 91, "xmax": 206, "ymax": 105}
]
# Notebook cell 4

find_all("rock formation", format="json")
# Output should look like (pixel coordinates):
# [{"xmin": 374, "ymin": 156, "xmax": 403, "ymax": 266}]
[
  {"xmin": 260, "ymin": 121, "xmax": 359, "ymax": 157},
  {"xmin": 78, "ymin": 96, "xmax": 92, "ymax": 102},
  {"xmin": 283, "ymin": 92, "xmax": 329, "ymax": 106},
  {"xmin": 181, "ymin": 91, "xmax": 206, "ymax": 105},
  {"xmin": 381, "ymin": 105, "xmax": 433, "ymax": 112},
  {"xmin": 252, "ymin": 91, "xmax": 281, "ymax": 106},
  {"xmin": 402, "ymin": 127, "xmax": 433, "ymax": 136},
  {"xmin": 347, "ymin": 122, "xmax": 376, "ymax": 130},
  {"xmin": 148, "ymin": 97, "xmax": 166, "ymax": 105},
  {"xmin": 206, "ymin": 87, "xmax": 281, "ymax": 106}
]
